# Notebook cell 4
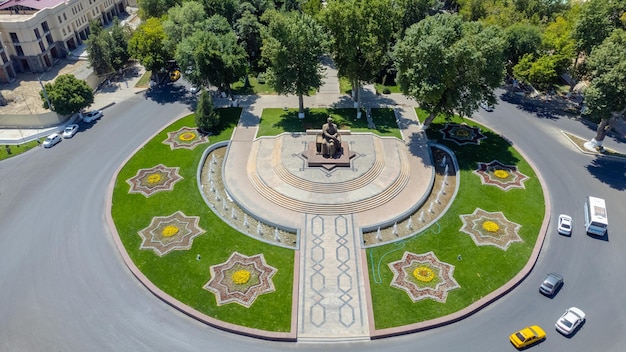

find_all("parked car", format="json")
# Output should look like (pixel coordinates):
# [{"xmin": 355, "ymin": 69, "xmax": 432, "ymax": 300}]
[
  {"xmin": 82, "ymin": 110, "xmax": 103, "ymax": 123},
  {"xmin": 43, "ymin": 133, "xmax": 62, "ymax": 148},
  {"xmin": 539, "ymin": 272, "xmax": 563, "ymax": 297},
  {"xmin": 509, "ymin": 325, "xmax": 546, "ymax": 349},
  {"xmin": 189, "ymin": 86, "xmax": 199, "ymax": 94},
  {"xmin": 62, "ymin": 124, "xmax": 79, "ymax": 138},
  {"xmin": 555, "ymin": 307, "xmax": 585, "ymax": 336},
  {"xmin": 557, "ymin": 214, "xmax": 572, "ymax": 235},
  {"xmin": 479, "ymin": 101, "xmax": 494, "ymax": 112}
]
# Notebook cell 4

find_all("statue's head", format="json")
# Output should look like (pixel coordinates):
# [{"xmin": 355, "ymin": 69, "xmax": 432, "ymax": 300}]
[{"xmin": 327, "ymin": 117, "xmax": 333, "ymax": 123}]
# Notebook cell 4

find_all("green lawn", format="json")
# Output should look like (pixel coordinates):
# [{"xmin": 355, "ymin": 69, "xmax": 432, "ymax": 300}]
[
  {"xmin": 135, "ymin": 70, "xmax": 152, "ymax": 88},
  {"xmin": 111, "ymin": 108, "xmax": 294, "ymax": 332},
  {"xmin": 258, "ymin": 108, "xmax": 402, "ymax": 139},
  {"xmin": 1, "ymin": 139, "xmax": 43, "ymax": 161},
  {"xmin": 367, "ymin": 110, "xmax": 544, "ymax": 329}
]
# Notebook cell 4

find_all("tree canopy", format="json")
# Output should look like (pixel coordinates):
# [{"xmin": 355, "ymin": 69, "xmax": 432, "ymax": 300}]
[
  {"xmin": 128, "ymin": 17, "xmax": 170, "ymax": 72},
  {"xmin": 40, "ymin": 74, "xmax": 94, "ymax": 116},
  {"xmin": 393, "ymin": 13, "xmax": 506, "ymax": 126},
  {"xmin": 261, "ymin": 10, "xmax": 327, "ymax": 114}
]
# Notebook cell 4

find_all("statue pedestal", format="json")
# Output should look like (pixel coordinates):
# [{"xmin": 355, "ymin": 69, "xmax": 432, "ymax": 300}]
[{"xmin": 302, "ymin": 141, "xmax": 356, "ymax": 170}]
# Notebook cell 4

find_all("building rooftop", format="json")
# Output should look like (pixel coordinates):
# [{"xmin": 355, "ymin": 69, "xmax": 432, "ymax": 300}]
[{"xmin": 0, "ymin": 0, "xmax": 64, "ymax": 11}]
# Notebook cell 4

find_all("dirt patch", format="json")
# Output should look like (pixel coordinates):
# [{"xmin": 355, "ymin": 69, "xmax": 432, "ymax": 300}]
[{"xmin": 0, "ymin": 59, "xmax": 91, "ymax": 115}]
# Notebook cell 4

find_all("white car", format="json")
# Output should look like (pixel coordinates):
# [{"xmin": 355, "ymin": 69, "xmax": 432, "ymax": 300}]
[
  {"xmin": 558, "ymin": 214, "xmax": 572, "ymax": 235},
  {"xmin": 479, "ymin": 101, "xmax": 494, "ymax": 112},
  {"xmin": 42, "ymin": 133, "xmax": 62, "ymax": 148},
  {"xmin": 82, "ymin": 110, "xmax": 103, "ymax": 123},
  {"xmin": 189, "ymin": 86, "xmax": 200, "ymax": 94},
  {"xmin": 62, "ymin": 124, "xmax": 79, "ymax": 138},
  {"xmin": 556, "ymin": 307, "xmax": 585, "ymax": 336}
]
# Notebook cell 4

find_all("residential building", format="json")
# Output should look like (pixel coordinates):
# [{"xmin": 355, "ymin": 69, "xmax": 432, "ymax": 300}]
[{"xmin": 0, "ymin": 0, "xmax": 126, "ymax": 82}]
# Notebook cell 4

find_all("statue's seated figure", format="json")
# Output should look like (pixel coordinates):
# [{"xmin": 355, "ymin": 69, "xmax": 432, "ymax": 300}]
[{"xmin": 321, "ymin": 117, "xmax": 341, "ymax": 158}]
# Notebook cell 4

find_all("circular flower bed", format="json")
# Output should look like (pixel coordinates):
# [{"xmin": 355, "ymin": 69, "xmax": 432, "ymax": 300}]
[
  {"xmin": 413, "ymin": 266, "xmax": 435, "ymax": 282},
  {"xmin": 482, "ymin": 221, "xmax": 500, "ymax": 233},
  {"xmin": 161, "ymin": 225, "xmax": 179, "ymax": 237},
  {"xmin": 232, "ymin": 270, "xmax": 251, "ymax": 285},
  {"xmin": 493, "ymin": 169, "xmax": 509, "ymax": 179},
  {"xmin": 179, "ymin": 132, "xmax": 197, "ymax": 141}
]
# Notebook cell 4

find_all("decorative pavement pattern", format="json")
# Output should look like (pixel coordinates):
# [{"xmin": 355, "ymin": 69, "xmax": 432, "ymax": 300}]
[
  {"xmin": 439, "ymin": 123, "xmax": 487, "ymax": 146},
  {"xmin": 163, "ymin": 126, "xmax": 209, "ymax": 150},
  {"xmin": 388, "ymin": 251, "xmax": 460, "ymax": 303},
  {"xmin": 298, "ymin": 214, "xmax": 369, "ymax": 340},
  {"xmin": 204, "ymin": 252, "xmax": 277, "ymax": 308},
  {"xmin": 126, "ymin": 164, "xmax": 183, "ymax": 197},
  {"xmin": 459, "ymin": 208, "xmax": 523, "ymax": 250},
  {"xmin": 137, "ymin": 211, "xmax": 205, "ymax": 256},
  {"xmin": 473, "ymin": 160, "xmax": 530, "ymax": 191}
]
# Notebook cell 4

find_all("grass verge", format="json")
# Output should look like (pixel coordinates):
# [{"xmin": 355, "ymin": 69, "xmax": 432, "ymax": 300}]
[
  {"xmin": 258, "ymin": 108, "xmax": 401, "ymax": 139},
  {"xmin": 111, "ymin": 108, "xmax": 294, "ymax": 332},
  {"xmin": 1, "ymin": 139, "xmax": 43, "ymax": 161},
  {"xmin": 367, "ymin": 110, "xmax": 544, "ymax": 329}
]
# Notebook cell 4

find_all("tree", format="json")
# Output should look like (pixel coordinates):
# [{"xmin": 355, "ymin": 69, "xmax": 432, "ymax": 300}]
[
  {"xmin": 504, "ymin": 23, "xmax": 542, "ymax": 66},
  {"xmin": 40, "ymin": 74, "xmax": 94, "ymax": 116},
  {"xmin": 137, "ymin": 0, "xmax": 180, "ymax": 19},
  {"xmin": 86, "ymin": 20, "xmax": 112, "ymax": 75},
  {"xmin": 322, "ymin": 0, "xmax": 398, "ymax": 105},
  {"xmin": 162, "ymin": 1, "xmax": 207, "ymax": 53},
  {"xmin": 396, "ymin": 0, "xmax": 435, "ymax": 36},
  {"xmin": 109, "ymin": 18, "xmax": 132, "ymax": 71},
  {"xmin": 261, "ymin": 11, "xmax": 326, "ymax": 117},
  {"xmin": 393, "ymin": 13, "xmax": 506, "ymax": 127},
  {"xmin": 128, "ymin": 17, "xmax": 170, "ymax": 72},
  {"xmin": 175, "ymin": 15, "xmax": 248, "ymax": 95},
  {"xmin": 582, "ymin": 29, "xmax": 626, "ymax": 149},
  {"xmin": 195, "ymin": 90, "xmax": 219, "ymax": 133},
  {"xmin": 572, "ymin": 0, "xmax": 626, "ymax": 56},
  {"xmin": 235, "ymin": 9, "xmax": 263, "ymax": 69},
  {"xmin": 513, "ymin": 53, "xmax": 568, "ymax": 91}
]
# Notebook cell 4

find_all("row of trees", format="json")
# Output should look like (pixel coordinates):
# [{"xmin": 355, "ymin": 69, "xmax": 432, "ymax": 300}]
[{"xmin": 45, "ymin": 0, "xmax": 626, "ymax": 145}]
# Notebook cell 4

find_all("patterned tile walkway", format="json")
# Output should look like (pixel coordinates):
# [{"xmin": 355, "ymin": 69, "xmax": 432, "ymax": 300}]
[{"xmin": 298, "ymin": 214, "xmax": 369, "ymax": 341}]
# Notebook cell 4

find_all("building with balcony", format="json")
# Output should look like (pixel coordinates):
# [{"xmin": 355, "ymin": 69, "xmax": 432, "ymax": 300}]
[{"xmin": 0, "ymin": 0, "xmax": 126, "ymax": 83}]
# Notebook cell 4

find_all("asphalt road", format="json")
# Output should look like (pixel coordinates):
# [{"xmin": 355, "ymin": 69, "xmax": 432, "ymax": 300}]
[{"xmin": 1, "ymin": 88, "xmax": 625, "ymax": 352}]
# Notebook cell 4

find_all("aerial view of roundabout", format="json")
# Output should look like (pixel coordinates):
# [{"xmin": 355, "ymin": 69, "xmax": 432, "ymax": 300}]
[{"xmin": 108, "ymin": 102, "xmax": 546, "ymax": 342}]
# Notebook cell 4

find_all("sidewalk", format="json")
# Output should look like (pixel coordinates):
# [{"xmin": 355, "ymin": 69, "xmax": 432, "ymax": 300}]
[{"xmin": 0, "ymin": 65, "xmax": 147, "ymax": 145}]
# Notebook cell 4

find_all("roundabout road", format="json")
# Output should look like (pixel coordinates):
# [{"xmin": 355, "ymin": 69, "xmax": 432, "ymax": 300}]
[{"xmin": 1, "ymin": 90, "xmax": 624, "ymax": 351}]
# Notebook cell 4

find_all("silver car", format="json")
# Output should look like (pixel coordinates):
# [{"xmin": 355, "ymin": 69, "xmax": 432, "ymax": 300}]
[
  {"xmin": 539, "ymin": 272, "xmax": 563, "ymax": 297},
  {"xmin": 556, "ymin": 307, "xmax": 585, "ymax": 335}
]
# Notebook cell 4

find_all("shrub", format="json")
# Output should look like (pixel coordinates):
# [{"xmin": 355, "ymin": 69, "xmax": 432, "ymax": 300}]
[
  {"xmin": 195, "ymin": 90, "xmax": 219, "ymax": 134},
  {"xmin": 257, "ymin": 72, "xmax": 266, "ymax": 84}
]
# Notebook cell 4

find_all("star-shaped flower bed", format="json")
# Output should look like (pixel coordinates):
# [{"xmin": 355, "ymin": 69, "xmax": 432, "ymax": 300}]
[
  {"xmin": 388, "ymin": 251, "xmax": 460, "ymax": 303},
  {"xmin": 459, "ymin": 208, "xmax": 523, "ymax": 250},
  {"xmin": 163, "ymin": 126, "xmax": 208, "ymax": 150},
  {"xmin": 439, "ymin": 123, "xmax": 487, "ymax": 145},
  {"xmin": 473, "ymin": 160, "xmax": 529, "ymax": 191},
  {"xmin": 204, "ymin": 252, "xmax": 277, "ymax": 308},
  {"xmin": 126, "ymin": 164, "xmax": 183, "ymax": 197},
  {"xmin": 137, "ymin": 211, "xmax": 205, "ymax": 256}
]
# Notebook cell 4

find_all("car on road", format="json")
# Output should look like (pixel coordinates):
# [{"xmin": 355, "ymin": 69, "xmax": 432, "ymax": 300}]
[
  {"xmin": 82, "ymin": 110, "xmax": 103, "ymax": 123},
  {"xmin": 62, "ymin": 124, "xmax": 79, "ymax": 138},
  {"xmin": 557, "ymin": 214, "xmax": 572, "ymax": 235},
  {"xmin": 189, "ymin": 86, "xmax": 199, "ymax": 94},
  {"xmin": 555, "ymin": 307, "xmax": 585, "ymax": 336},
  {"xmin": 42, "ymin": 133, "xmax": 62, "ymax": 148},
  {"xmin": 540, "ymin": 272, "xmax": 563, "ymax": 297},
  {"xmin": 509, "ymin": 325, "xmax": 546, "ymax": 349},
  {"xmin": 480, "ymin": 101, "xmax": 494, "ymax": 111}
]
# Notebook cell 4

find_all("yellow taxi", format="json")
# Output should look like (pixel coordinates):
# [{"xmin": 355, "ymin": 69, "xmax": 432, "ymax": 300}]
[
  {"xmin": 169, "ymin": 69, "xmax": 181, "ymax": 82},
  {"xmin": 509, "ymin": 325, "xmax": 546, "ymax": 349}
]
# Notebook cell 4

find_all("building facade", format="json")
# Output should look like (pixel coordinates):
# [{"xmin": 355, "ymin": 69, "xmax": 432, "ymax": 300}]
[{"xmin": 0, "ymin": 0, "xmax": 126, "ymax": 83}]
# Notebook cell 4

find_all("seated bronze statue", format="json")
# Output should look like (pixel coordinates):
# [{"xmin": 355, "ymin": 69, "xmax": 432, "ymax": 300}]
[{"xmin": 322, "ymin": 117, "xmax": 341, "ymax": 158}]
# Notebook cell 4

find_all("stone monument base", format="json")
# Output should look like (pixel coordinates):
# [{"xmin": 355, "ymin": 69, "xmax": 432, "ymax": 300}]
[{"xmin": 302, "ymin": 141, "xmax": 355, "ymax": 170}]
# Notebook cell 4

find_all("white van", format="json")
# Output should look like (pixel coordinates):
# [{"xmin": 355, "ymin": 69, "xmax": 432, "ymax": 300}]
[{"xmin": 584, "ymin": 196, "xmax": 608, "ymax": 236}]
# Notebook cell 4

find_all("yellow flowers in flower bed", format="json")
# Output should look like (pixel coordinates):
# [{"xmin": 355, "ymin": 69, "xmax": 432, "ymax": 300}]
[
  {"xmin": 147, "ymin": 173, "xmax": 162, "ymax": 184},
  {"xmin": 161, "ymin": 225, "xmax": 179, "ymax": 237},
  {"xmin": 232, "ymin": 270, "xmax": 251, "ymax": 284},
  {"xmin": 493, "ymin": 169, "xmax": 509, "ymax": 179},
  {"xmin": 413, "ymin": 266, "xmax": 435, "ymax": 282},
  {"xmin": 179, "ymin": 132, "xmax": 197, "ymax": 141},
  {"xmin": 482, "ymin": 221, "xmax": 500, "ymax": 233}
]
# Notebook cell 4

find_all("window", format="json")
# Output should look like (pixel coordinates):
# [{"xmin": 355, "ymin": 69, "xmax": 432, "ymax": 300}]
[
  {"xmin": 64, "ymin": 13, "xmax": 67, "ymax": 20},
  {"xmin": 39, "ymin": 41, "xmax": 46, "ymax": 53},
  {"xmin": 62, "ymin": 28, "xmax": 66, "ymax": 36},
  {"xmin": 42, "ymin": 21, "xmax": 50, "ymax": 32},
  {"xmin": 46, "ymin": 34, "xmax": 53, "ymax": 45},
  {"xmin": 0, "ymin": 52, "xmax": 7, "ymax": 64},
  {"xmin": 34, "ymin": 28, "xmax": 41, "ymax": 39},
  {"xmin": 58, "ymin": 15, "xmax": 62, "ymax": 24},
  {"xmin": 9, "ymin": 32, "xmax": 19, "ymax": 43},
  {"xmin": 16, "ymin": 46, "xmax": 24, "ymax": 56}
]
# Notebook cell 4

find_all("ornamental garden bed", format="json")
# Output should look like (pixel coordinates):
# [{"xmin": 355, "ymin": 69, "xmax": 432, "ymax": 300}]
[{"xmin": 367, "ymin": 110, "xmax": 544, "ymax": 329}]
